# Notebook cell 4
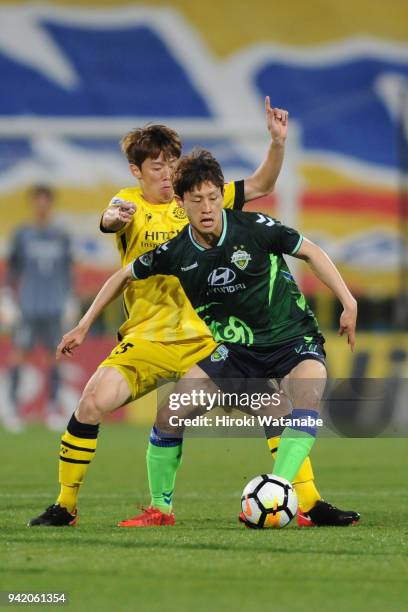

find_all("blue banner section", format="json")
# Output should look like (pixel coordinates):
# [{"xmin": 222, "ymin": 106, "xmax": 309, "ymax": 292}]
[
  {"xmin": 0, "ymin": 21, "xmax": 211, "ymax": 117},
  {"xmin": 0, "ymin": 137, "xmax": 253, "ymax": 185},
  {"xmin": 256, "ymin": 58, "xmax": 408, "ymax": 167},
  {"xmin": 0, "ymin": 9, "xmax": 406, "ymax": 172}
]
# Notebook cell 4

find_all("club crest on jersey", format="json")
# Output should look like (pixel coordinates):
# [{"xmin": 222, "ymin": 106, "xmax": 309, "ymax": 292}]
[
  {"xmin": 231, "ymin": 246, "xmax": 252, "ymax": 270},
  {"xmin": 172, "ymin": 206, "xmax": 187, "ymax": 220},
  {"xmin": 210, "ymin": 344, "xmax": 229, "ymax": 363}
]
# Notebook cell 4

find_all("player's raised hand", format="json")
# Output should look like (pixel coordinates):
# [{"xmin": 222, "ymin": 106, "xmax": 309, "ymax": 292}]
[
  {"xmin": 56, "ymin": 325, "xmax": 88, "ymax": 360},
  {"xmin": 265, "ymin": 96, "xmax": 288, "ymax": 144},
  {"xmin": 338, "ymin": 307, "xmax": 357, "ymax": 352}
]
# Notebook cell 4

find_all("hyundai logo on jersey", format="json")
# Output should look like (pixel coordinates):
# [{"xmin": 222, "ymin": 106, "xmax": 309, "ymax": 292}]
[{"xmin": 208, "ymin": 268, "xmax": 237, "ymax": 287}]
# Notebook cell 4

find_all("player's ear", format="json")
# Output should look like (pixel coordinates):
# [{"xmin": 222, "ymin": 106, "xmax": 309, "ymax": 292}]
[
  {"xmin": 130, "ymin": 164, "xmax": 142, "ymax": 180},
  {"xmin": 175, "ymin": 194, "xmax": 184, "ymax": 208}
]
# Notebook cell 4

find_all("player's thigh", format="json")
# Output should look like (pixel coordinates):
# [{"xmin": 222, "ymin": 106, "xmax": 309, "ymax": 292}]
[
  {"xmin": 171, "ymin": 363, "xmax": 214, "ymax": 402},
  {"xmin": 99, "ymin": 338, "xmax": 180, "ymax": 400},
  {"xmin": 283, "ymin": 359, "xmax": 327, "ymax": 410},
  {"xmin": 156, "ymin": 364, "xmax": 214, "ymax": 434},
  {"xmin": 79, "ymin": 366, "xmax": 132, "ymax": 416},
  {"xmin": 177, "ymin": 337, "xmax": 218, "ymax": 374}
]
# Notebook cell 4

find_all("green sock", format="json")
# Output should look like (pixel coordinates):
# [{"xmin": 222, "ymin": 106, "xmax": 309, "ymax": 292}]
[
  {"xmin": 273, "ymin": 428, "xmax": 316, "ymax": 483},
  {"xmin": 146, "ymin": 442, "xmax": 182, "ymax": 513}
]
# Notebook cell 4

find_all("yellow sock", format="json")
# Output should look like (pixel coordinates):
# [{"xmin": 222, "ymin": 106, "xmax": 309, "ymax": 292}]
[
  {"xmin": 57, "ymin": 484, "xmax": 80, "ymax": 514},
  {"xmin": 56, "ymin": 418, "xmax": 98, "ymax": 513},
  {"xmin": 267, "ymin": 436, "xmax": 321, "ymax": 512}
]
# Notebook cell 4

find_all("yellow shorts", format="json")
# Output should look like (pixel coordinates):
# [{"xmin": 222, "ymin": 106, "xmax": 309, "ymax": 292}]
[{"xmin": 98, "ymin": 336, "xmax": 217, "ymax": 400}]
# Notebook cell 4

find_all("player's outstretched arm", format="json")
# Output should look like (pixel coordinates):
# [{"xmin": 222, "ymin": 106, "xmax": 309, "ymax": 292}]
[
  {"xmin": 56, "ymin": 265, "xmax": 133, "ymax": 359},
  {"xmin": 243, "ymin": 96, "xmax": 288, "ymax": 202},
  {"xmin": 294, "ymin": 238, "xmax": 357, "ymax": 351},
  {"xmin": 101, "ymin": 199, "xmax": 136, "ymax": 232}
]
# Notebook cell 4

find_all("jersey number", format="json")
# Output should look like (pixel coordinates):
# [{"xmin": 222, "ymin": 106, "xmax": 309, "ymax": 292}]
[{"xmin": 114, "ymin": 342, "xmax": 134, "ymax": 354}]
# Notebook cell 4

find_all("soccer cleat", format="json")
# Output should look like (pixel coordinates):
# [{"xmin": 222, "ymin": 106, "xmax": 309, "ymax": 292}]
[
  {"xmin": 28, "ymin": 504, "xmax": 77, "ymax": 527},
  {"xmin": 297, "ymin": 500, "xmax": 360, "ymax": 527},
  {"xmin": 118, "ymin": 506, "xmax": 175, "ymax": 527}
]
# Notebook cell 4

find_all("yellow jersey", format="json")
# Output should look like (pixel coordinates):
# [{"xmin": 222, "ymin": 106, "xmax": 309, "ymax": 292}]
[{"xmin": 105, "ymin": 181, "xmax": 244, "ymax": 343}]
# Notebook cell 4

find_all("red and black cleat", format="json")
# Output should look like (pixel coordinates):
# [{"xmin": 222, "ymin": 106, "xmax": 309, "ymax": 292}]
[{"xmin": 297, "ymin": 500, "xmax": 360, "ymax": 527}]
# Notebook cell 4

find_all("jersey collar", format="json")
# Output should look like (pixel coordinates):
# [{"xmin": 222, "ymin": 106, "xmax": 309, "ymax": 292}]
[{"xmin": 188, "ymin": 209, "xmax": 227, "ymax": 251}]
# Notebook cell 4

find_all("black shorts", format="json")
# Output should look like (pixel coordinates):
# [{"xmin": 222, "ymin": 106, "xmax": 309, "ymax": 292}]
[{"xmin": 197, "ymin": 336, "xmax": 326, "ymax": 390}]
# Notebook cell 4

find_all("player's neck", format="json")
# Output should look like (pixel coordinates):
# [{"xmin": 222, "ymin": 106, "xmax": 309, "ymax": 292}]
[
  {"xmin": 140, "ymin": 188, "xmax": 174, "ymax": 205},
  {"xmin": 34, "ymin": 217, "xmax": 51, "ymax": 228},
  {"xmin": 190, "ymin": 219, "xmax": 223, "ymax": 249}
]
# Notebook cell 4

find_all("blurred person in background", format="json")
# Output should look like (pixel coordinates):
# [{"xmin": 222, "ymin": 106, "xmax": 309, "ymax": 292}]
[{"xmin": 0, "ymin": 185, "xmax": 75, "ymax": 432}]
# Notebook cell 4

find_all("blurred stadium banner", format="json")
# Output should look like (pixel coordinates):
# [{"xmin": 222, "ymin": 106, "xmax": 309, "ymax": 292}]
[
  {"xmin": 0, "ymin": 2, "xmax": 406, "ymax": 427},
  {"xmin": 0, "ymin": 333, "xmax": 406, "ymax": 424},
  {"xmin": 0, "ymin": 336, "xmax": 118, "ymax": 421},
  {"xmin": 0, "ymin": 3, "xmax": 407, "ymax": 299}
]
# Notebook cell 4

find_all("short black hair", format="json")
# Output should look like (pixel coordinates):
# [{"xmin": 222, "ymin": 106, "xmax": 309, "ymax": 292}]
[
  {"xmin": 173, "ymin": 149, "xmax": 224, "ymax": 199},
  {"xmin": 30, "ymin": 185, "xmax": 54, "ymax": 200},
  {"xmin": 121, "ymin": 124, "xmax": 182, "ymax": 168}
]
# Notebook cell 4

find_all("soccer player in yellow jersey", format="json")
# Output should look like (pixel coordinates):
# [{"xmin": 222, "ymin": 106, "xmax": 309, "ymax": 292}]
[{"xmin": 28, "ymin": 98, "xmax": 358, "ymax": 528}]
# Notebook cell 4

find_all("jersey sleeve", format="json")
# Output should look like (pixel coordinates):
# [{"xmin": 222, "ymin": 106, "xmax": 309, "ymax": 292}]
[
  {"xmin": 252, "ymin": 213, "xmax": 303, "ymax": 255},
  {"xmin": 223, "ymin": 180, "xmax": 245, "ymax": 211},
  {"xmin": 131, "ymin": 241, "xmax": 174, "ymax": 280}
]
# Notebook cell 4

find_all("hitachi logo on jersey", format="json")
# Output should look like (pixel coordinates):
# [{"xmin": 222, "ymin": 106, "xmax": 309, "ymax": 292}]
[{"xmin": 144, "ymin": 230, "xmax": 180, "ymax": 241}]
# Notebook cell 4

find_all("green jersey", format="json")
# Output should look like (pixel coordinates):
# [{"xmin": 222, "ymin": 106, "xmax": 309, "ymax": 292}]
[{"xmin": 132, "ymin": 210, "xmax": 320, "ymax": 347}]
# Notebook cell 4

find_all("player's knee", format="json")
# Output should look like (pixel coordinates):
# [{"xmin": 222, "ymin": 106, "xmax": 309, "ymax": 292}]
[
  {"xmin": 292, "ymin": 386, "xmax": 322, "ymax": 409},
  {"xmin": 77, "ymin": 390, "xmax": 103, "ymax": 425},
  {"xmin": 291, "ymin": 378, "xmax": 326, "ymax": 409},
  {"xmin": 289, "ymin": 361, "xmax": 326, "ymax": 409}
]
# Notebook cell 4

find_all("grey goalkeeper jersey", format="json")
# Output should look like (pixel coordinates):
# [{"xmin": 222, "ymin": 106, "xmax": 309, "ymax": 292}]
[{"xmin": 7, "ymin": 224, "xmax": 72, "ymax": 317}]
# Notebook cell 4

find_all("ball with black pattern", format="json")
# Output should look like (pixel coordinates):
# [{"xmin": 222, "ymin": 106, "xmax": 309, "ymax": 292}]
[{"xmin": 241, "ymin": 474, "xmax": 298, "ymax": 528}]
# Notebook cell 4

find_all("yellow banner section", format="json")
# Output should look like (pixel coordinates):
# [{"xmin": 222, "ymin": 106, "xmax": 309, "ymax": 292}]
[
  {"xmin": 126, "ymin": 332, "xmax": 408, "ymax": 424},
  {"xmin": 0, "ymin": 183, "xmax": 401, "ymax": 297},
  {"xmin": 1, "ymin": 0, "xmax": 405, "ymax": 52},
  {"xmin": 0, "ymin": 185, "xmax": 116, "ymax": 237}
]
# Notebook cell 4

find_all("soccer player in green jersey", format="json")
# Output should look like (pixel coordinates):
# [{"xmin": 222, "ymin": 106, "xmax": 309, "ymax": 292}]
[{"xmin": 57, "ymin": 150, "xmax": 359, "ymax": 527}]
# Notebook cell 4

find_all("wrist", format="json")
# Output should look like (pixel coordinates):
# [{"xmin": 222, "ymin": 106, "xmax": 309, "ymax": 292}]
[
  {"xmin": 103, "ymin": 210, "xmax": 124, "ymax": 228},
  {"xmin": 271, "ymin": 137, "xmax": 286, "ymax": 147},
  {"xmin": 77, "ymin": 319, "xmax": 91, "ymax": 334},
  {"xmin": 342, "ymin": 296, "xmax": 357, "ymax": 312}
]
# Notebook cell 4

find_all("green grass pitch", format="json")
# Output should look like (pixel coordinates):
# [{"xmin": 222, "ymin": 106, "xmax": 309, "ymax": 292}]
[{"xmin": 1, "ymin": 425, "xmax": 407, "ymax": 611}]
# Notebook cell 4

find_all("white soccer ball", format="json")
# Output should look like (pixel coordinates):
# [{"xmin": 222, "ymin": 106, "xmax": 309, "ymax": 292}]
[{"xmin": 241, "ymin": 474, "xmax": 298, "ymax": 528}]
